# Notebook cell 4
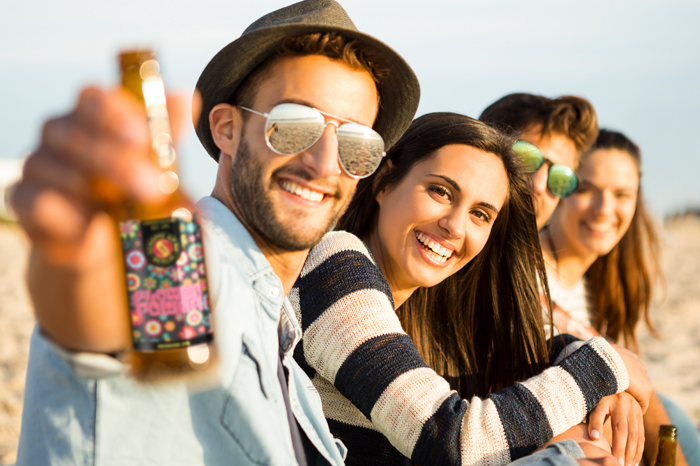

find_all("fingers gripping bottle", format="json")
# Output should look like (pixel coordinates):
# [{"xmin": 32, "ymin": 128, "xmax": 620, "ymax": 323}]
[
  {"xmin": 117, "ymin": 50, "xmax": 214, "ymax": 380},
  {"xmin": 653, "ymin": 424, "xmax": 678, "ymax": 466}
]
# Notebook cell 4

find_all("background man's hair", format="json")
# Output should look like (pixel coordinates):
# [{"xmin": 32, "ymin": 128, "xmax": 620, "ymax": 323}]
[
  {"xmin": 232, "ymin": 32, "xmax": 388, "ymax": 110},
  {"xmin": 479, "ymin": 93, "xmax": 598, "ymax": 165}
]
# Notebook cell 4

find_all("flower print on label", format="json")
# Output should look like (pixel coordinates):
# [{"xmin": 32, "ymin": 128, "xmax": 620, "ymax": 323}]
[
  {"xmin": 120, "ymin": 221, "xmax": 138, "ymax": 239},
  {"xmin": 127, "ymin": 274, "xmax": 140, "ymax": 291},
  {"xmin": 188, "ymin": 244, "xmax": 203, "ymax": 261},
  {"xmin": 144, "ymin": 319, "xmax": 163, "ymax": 337},
  {"xmin": 125, "ymin": 250, "xmax": 146, "ymax": 271},
  {"xmin": 179, "ymin": 326, "xmax": 197, "ymax": 340},
  {"xmin": 177, "ymin": 251, "xmax": 189, "ymax": 267},
  {"xmin": 186, "ymin": 310, "xmax": 203, "ymax": 327},
  {"xmin": 119, "ymin": 215, "xmax": 213, "ymax": 351}
]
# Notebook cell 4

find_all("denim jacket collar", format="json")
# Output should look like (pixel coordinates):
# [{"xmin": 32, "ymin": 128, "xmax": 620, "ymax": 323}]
[{"xmin": 198, "ymin": 196, "xmax": 302, "ymax": 355}]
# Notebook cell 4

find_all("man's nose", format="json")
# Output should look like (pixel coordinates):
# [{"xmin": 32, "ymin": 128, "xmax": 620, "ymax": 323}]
[
  {"xmin": 300, "ymin": 123, "xmax": 341, "ymax": 179},
  {"xmin": 530, "ymin": 165, "xmax": 549, "ymax": 196}
]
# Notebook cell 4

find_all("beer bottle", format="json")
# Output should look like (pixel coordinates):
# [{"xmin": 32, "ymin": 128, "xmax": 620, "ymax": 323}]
[
  {"xmin": 115, "ymin": 49, "xmax": 215, "ymax": 380},
  {"xmin": 653, "ymin": 424, "xmax": 678, "ymax": 466}
]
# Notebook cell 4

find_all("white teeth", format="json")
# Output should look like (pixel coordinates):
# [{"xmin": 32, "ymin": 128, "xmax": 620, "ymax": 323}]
[
  {"xmin": 280, "ymin": 180, "xmax": 324, "ymax": 202},
  {"xmin": 415, "ymin": 231, "xmax": 453, "ymax": 261},
  {"xmin": 585, "ymin": 222, "xmax": 615, "ymax": 233}
]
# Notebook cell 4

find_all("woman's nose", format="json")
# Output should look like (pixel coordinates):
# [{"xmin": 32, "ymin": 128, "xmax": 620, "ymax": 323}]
[{"xmin": 438, "ymin": 209, "xmax": 466, "ymax": 239}]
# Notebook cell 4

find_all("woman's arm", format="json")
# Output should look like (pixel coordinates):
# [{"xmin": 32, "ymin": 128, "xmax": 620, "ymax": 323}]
[{"xmin": 293, "ymin": 232, "xmax": 632, "ymax": 465}]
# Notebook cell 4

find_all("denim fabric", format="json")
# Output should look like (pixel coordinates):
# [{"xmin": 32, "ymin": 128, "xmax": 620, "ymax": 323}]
[
  {"xmin": 658, "ymin": 393, "xmax": 700, "ymax": 466},
  {"xmin": 17, "ymin": 196, "xmax": 346, "ymax": 466},
  {"xmin": 508, "ymin": 440, "xmax": 584, "ymax": 466}
]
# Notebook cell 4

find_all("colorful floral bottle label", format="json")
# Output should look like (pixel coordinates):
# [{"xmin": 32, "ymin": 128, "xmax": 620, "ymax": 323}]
[{"xmin": 119, "ymin": 215, "xmax": 212, "ymax": 351}]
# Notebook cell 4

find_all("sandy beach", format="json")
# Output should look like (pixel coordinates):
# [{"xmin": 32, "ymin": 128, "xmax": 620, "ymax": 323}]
[{"xmin": 0, "ymin": 218, "xmax": 698, "ymax": 465}]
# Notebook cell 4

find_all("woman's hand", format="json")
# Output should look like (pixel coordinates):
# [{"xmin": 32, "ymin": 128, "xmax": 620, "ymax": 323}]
[
  {"xmin": 608, "ymin": 342, "xmax": 652, "ymax": 413},
  {"xmin": 588, "ymin": 392, "xmax": 644, "ymax": 466}
]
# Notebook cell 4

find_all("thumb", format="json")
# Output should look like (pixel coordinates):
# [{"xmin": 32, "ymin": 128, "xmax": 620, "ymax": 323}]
[{"xmin": 588, "ymin": 403, "xmax": 608, "ymax": 441}]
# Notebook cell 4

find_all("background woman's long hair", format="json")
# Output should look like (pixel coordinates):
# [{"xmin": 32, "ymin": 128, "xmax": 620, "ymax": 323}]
[
  {"xmin": 338, "ymin": 112, "xmax": 553, "ymax": 397},
  {"xmin": 584, "ymin": 129, "xmax": 662, "ymax": 353}
]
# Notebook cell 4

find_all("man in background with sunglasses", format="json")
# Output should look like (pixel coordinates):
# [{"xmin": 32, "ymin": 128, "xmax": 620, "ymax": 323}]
[
  {"xmin": 13, "ymin": 1, "xmax": 419, "ymax": 465},
  {"xmin": 480, "ymin": 93, "xmax": 598, "ymax": 230},
  {"xmin": 481, "ymin": 95, "xmax": 655, "ymax": 466}
]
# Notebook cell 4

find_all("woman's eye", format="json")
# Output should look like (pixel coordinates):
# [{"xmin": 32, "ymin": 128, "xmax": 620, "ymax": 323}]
[
  {"xmin": 472, "ymin": 210, "xmax": 491, "ymax": 224},
  {"xmin": 429, "ymin": 185, "xmax": 452, "ymax": 201}
]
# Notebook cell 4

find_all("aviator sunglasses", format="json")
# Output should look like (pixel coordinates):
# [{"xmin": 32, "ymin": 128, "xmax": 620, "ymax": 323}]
[
  {"xmin": 238, "ymin": 103, "xmax": 386, "ymax": 179},
  {"xmin": 512, "ymin": 140, "xmax": 579, "ymax": 198}
]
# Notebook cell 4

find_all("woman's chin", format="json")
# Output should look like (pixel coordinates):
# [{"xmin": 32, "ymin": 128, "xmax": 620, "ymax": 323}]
[
  {"xmin": 578, "ymin": 238, "xmax": 618, "ymax": 258},
  {"xmin": 405, "ymin": 265, "xmax": 454, "ymax": 289}
]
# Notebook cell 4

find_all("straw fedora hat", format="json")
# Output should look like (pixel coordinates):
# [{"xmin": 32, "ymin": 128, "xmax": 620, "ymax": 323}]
[{"xmin": 195, "ymin": 0, "xmax": 420, "ymax": 161}]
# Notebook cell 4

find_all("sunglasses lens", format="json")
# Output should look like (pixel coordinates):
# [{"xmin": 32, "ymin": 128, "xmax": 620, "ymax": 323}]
[
  {"xmin": 512, "ymin": 141, "xmax": 545, "ymax": 172},
  {"xmin": 265, "ymin": 103, "xmax": 325, "ymax": 155},
  {"xmin": 548, "ymin": 164, "xmax": 579, "ymax": 198},
  {"xmin": 337, "ymin": 123, "xmax": 385, "ymax": 178}
]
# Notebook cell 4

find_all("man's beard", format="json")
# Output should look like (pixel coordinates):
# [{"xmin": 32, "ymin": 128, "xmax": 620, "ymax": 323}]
[{"xmin": 229, "ymin": 138, "xmax": 353, "ymax": 251}]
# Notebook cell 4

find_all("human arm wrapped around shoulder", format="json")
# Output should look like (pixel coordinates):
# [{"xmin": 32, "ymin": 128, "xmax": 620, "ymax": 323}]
[{"xmin": 293, "ymin": 232, "xmax": 630, "ymax": 465}]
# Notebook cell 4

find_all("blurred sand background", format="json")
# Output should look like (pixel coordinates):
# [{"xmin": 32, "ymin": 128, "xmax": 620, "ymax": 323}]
[{"xmin": 0, "ymin": 217, "xmax": 699, "ymax": 465}]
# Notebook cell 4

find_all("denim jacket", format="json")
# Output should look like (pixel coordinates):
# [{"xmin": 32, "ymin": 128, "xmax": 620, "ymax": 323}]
[{"xmin": 17, "ymin": 196, "xmax": 347, "ymax": 466}]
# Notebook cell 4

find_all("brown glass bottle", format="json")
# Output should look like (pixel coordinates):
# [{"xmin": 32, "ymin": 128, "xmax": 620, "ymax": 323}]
[
  {"xmin": 653, "ymin": 424, "xmax": 678, "ymax": 466},
  {"xmin": 116, "ymin": 50, "xmax": 215, "ymax": 381}
]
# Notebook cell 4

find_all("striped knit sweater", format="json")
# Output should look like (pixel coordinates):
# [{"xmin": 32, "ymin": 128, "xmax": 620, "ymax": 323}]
[{"xmin": 290, "ymin": 231, "xmax": 630, "ymax": 466}]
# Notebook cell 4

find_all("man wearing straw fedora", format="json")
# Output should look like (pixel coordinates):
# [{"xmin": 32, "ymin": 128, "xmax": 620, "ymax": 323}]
[{"xmin": 14, "ymin": 1, "xmax": 418, "ymax": 465}]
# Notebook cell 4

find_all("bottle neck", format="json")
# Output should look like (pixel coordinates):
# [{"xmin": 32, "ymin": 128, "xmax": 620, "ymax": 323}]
[{"xmin": 654, "ymin": 425, "xmax": 678, "ymax": 466}]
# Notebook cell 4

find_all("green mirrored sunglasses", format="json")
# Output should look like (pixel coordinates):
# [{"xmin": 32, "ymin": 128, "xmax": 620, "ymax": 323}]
[{"xmin": 512, "ymin": 140, "xmax": 579, "ymax": 198}]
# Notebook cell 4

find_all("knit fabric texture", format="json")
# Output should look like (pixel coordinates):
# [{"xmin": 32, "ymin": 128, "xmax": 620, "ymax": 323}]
[{"xmin": 291, "ymin": 231, "xmax": 629, "ymax": 466}]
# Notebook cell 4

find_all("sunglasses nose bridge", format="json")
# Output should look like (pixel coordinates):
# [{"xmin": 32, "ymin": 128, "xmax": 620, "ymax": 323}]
[
  {"xmin": 530, "ymin": 164, "xmax": 549, "ymax": 196},
  {"xmin": 300, "ymin": 122, "xmax": 342, "ymax": 178}
]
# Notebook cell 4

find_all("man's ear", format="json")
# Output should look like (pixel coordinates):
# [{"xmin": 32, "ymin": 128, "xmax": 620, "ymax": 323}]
[
  {"xmin": 373, "ymin": 159, "xmax": 394, "ymax": 206},
  {"xmin": 209, "ymin": 103, "xmax": 242, "ymax": 160}
]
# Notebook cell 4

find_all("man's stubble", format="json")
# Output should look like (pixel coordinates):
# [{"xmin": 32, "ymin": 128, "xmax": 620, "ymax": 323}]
[{"xmin": 229, "ymin": 137, "xmax": 355, "ymax": 251}]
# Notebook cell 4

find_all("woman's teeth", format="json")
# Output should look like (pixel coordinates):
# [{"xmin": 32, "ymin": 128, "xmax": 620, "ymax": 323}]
[
  {"xmin": 280, "ymin": 180, "xmax": 324, "ymax": 202},
  {"xmin": 584, "ymin": 221, "xmax": 615, "ymax": 233},
  {"xmin": 415, "ymin": 231, "xmax": 452, "ymax": 263}
]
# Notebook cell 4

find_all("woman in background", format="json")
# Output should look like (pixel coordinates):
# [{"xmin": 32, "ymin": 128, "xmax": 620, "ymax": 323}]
[
  {"xmin": 292, "ymin": 114, "xmax": 649, "ymax": 466},
  {"xmin": 542, "ymin": 129, "xmax": 700, "ymax": 465}
]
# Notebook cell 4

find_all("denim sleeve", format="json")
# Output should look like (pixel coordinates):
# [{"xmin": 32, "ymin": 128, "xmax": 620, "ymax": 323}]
[
  {"xmin": 508, "ymin": 440, "xmax": 585, "ymax": 466},
  {"xmin": 17, "ymin": 327, "xmax": 98, "ymax": 466}
]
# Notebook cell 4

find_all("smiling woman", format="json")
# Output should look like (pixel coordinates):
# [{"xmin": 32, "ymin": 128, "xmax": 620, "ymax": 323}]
[
  {"xmin": 291, "ymin": 113, "xmax": 635, "ymax": 465},
  {"xmin": 544, "ymin": 129, "xmax": 658, "ymax": 350},
  {"xmin": 542, "ymin": 130, "xmax": 700, "ymax": 464}
]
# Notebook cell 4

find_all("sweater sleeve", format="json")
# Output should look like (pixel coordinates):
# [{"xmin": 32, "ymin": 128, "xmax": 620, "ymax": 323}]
[{"xmin": 293, "ymin": 231, "xmax": 629, "ymax": 465}]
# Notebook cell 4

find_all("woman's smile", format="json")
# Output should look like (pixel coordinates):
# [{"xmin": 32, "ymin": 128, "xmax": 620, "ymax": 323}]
[{"xmin": 414, "ymin": 229, "xmax": 455, "ymax": 265}]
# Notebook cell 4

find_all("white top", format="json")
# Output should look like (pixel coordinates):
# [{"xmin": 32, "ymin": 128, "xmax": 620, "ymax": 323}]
[{"xmin": 545, "ymin": 265, "xmax": 599, "ymax": 340}]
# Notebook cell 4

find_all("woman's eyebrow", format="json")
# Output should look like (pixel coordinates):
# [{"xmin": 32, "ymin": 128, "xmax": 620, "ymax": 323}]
[
  {"xmin": 580, "ymin": 178, "xmax": 637, "ymax": 191},
  {"xmin": 474, "ymin": 202, "xmax": 499, "ymax": 215},
  {"xmin": 429, "ymin": 174, "xmax": 461, "ymax": 192}
]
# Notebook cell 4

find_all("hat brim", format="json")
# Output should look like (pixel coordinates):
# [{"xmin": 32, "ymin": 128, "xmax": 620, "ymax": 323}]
[{"xmin": 195, "ymin": 23, "xmax": 419, "ymax": 161}]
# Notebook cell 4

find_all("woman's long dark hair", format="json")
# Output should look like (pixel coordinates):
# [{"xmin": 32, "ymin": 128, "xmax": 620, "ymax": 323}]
[
  {"xmin": 584, "ymin": 129, "xmax": 662, "ymax": 352},
  {"xmin": 338, "ymin": 112, "xmax": 553, "ymax": 397}
]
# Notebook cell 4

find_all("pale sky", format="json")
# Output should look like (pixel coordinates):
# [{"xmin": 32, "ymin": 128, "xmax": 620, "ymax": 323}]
[{"xmin": 2, "ymin": 0, "xmax": 699, "ymax": 215}]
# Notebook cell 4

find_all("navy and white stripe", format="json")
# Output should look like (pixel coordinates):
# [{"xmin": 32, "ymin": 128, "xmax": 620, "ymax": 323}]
[{"xmin": 292, "ymin": 231, "xmax": 629, "ymax": 465}]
